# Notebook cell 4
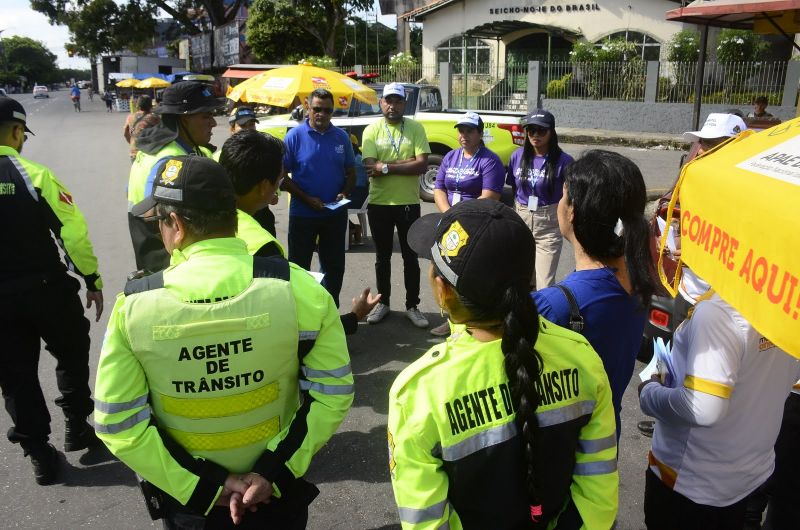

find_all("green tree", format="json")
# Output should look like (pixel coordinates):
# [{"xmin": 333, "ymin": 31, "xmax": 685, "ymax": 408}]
[
  {"xmin": 715, "ymin": 29, "xmax": 768, "ymax": 62},
  {"xmin": 246, "ymin": 0, "xmax": 318, "ymax": 63},
  {"xmin": 247, "ymin": 0, "xmax": 372, "ymax": 61},
  {"xmin": 666, "ymin": 29, "xmax": 700, "ymax": 62},
  {"xmin": 0, "ymin": 35, "xmax": 58, "ymax": 86}
]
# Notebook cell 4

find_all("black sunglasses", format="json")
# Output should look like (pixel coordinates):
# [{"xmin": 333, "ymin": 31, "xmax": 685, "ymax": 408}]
[
  {"xmin": 311, "ymin": 106, "xmax": 334, "ymax": 114},
  {"xmin": 526, "ymin": 126, "xmax": 550, "ymax": 135}
]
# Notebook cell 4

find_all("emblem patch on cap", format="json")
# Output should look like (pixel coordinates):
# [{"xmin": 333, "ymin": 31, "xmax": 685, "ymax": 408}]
[
  {"xmin": 161, "ymin": 160, "xmax": 183, "ymax": 184},
  {"xmin": 441, "ymin": 220, "xmax": 469, "ymax": 257}
]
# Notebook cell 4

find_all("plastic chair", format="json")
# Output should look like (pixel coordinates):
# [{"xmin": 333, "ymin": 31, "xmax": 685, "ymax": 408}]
[{"xmin": 345, "ymin": 195, "xmax": 369, "ymax": 251}]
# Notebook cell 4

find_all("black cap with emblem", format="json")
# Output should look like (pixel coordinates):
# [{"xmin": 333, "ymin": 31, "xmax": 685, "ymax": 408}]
[
  {"xmin": 0, "ymin": 97, "xmax": 34, "ymax": 134},
  {"xmin": 154, "ymin": 81, "xmax": 226, "ymax": 115},
  {"xmin": 130, "ymin": 155, "xmax": 235, "ymax": 217},
  {"xmin": 407, "ymin": 199, "xmax": 535, "ymax": 305}
]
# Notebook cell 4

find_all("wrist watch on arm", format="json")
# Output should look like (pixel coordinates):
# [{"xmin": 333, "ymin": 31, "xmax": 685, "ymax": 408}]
[{"xmin": 381, "ymin": 163, "xmax": 389, "ymax": 175}]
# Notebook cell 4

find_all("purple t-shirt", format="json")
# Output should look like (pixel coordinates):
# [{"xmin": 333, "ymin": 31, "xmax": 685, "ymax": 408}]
[
  {"xmin": 434, "ymin": 147, "xmax": 505, "ymax": 204},
  {"xmin": 505, "ymin": 148, "xmax": 574, "ymax": 207}
]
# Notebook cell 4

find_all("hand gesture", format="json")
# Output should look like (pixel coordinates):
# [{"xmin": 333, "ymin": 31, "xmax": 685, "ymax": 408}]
[
  {"xmin": 352, "ymin": 288, "xmax": 382, "ymax": 321},
  {"xmin": 86, "ymin": 290, "xmax": 104, "ymax": 322}
]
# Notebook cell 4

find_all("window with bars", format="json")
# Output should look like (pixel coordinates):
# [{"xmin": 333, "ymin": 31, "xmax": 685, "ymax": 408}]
[
  {"xmin": 603, "ymin": 31, "xmax": 662, "ymax": 61},
  {"xmin": 436, "ymin": 36, "xmax": 491, "ymax": 74}
]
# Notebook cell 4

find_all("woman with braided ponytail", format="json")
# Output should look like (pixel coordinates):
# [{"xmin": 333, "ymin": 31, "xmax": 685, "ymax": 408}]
[
  {"xmin": 388, "ymin": 199, "xmax": 618, "ymax": 530},
  {"xmin": 533, "ymin": 149, "xmax": 655, "ymax": 439}
]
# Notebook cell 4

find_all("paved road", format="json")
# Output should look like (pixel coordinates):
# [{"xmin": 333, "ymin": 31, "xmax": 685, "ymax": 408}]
[{"xmin": 0, "ymin": 93, "xmax": 683, "ymax": 529}]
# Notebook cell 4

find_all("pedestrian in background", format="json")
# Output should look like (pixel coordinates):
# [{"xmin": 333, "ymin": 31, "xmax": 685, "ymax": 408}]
[
  {"xmin": 96, "ymin": 155, "xmax": 353, "ymax": 529},
  {"xmin": 429, "ymin": 110, "xmax": 505, "ymax": 336},
  {"xmin": 533, "ymin": 150, "xmax": 655, "ymax": 438},
  {"xmin": 362, "ymin": 83, "xmax": 431, "ymax": 328},
  {"xmin": 127, "ymin": 81, "xmax": 224, "ymax": 273},
  {"xmin": 507, "ymin": 109, "xmax": 574, "ymax": 290},
  {"xmin": 281, "ymin": 88, "xmax": 355, "ymax": 307},
  {"xmin": 0, "ymin": 97, "xmax": 104, "ymax": 485},
  {"xmin": 389, "ymin": 199, "xmax": 618, "ymax": 529},
  {"xmin": 103, "ymin": 90, "xmax": 114, "ymax": 112},
  {"xmin": 747, "ymin": 95, "xmax": 774, "ymax": 120},
  {"xmin": 123, "ymin": 95, "xmax": 160, "ymax": 162}
]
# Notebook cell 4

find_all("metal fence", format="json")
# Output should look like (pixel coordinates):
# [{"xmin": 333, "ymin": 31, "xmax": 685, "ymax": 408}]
[{"xmin": 657, "ymin": 61, "xmax": 787, "ymax": 104}]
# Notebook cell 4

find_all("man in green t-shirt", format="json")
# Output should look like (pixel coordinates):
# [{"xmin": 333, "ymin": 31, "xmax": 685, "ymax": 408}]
[{"xmin": 361, "ymin": 83, "xmax": 430, "ymax": 328}]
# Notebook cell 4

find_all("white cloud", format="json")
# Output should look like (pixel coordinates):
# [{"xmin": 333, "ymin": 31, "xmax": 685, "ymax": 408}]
[{"xmin": 2, "ymin": 0, "xmax": 90, "ymax": 69}]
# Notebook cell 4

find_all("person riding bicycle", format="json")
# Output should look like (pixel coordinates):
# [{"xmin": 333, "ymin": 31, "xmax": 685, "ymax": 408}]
[{"xmin": 70, "ymin": 85, "xmax": 81, "ymax": 112}]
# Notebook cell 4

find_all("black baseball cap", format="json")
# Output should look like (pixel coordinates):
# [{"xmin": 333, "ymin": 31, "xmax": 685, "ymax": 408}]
[
  {"xmin": 228, "ymin": 106, "xmax": 259, "ymax": 126},
  {"xmin": 131, "ymin": 155, "xmax": 236, "ymax": 217},
  {"xmin": 408, "ymin": 200, "xmax": 535, "ymax": 305},
  {"xmin": 0, "ymin": 97, "xmax": 34, "ymax": 134},
  {"xmin": 522, "ymin": 109, "xmax": 555, "ymax": 129},
  {"xmin": 155, "ymin": 81, "xmax": 225, "ymax": 115}
]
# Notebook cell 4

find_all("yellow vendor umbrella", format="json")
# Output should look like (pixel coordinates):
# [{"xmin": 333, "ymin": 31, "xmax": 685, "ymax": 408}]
[
  {"xmin": 227, "ymin": 63, "xmax": 377, "ymax": 109},
  {"xmin": 135, "ymin": 77, "xmax": 171, "ymax": 89},
  {"xmin": 115, "ymin": 78, "xmax": 138, "ymax": 88},
  {"xmin": 659, "ymin": 119, "xmax": 800, "ymax": 358}
]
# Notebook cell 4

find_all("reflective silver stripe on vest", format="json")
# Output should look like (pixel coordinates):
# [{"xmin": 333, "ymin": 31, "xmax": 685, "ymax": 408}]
[
  {"xmin": 398, "ymin": 499, "xmax": 449, "ymax": 524},
  {"xmin": 94, "ymin": 407, "xmax": 151, "ymax": 434},
  {"xmin": 302, "ymin": 364, "xmax": 352, "ymax": 379},
  {"xmin": 577, "ymin": 432, "xmax": 617, "ymax": 454},
  {"xmin": 9, "ymin": 156, "xmax": 39, "ymax": 201},
  {"xmin": 441, "ymin": 421, "xmax": 518, "ymax": 462},
  {"xmin": 536, "ymin": 400, "xmax": 595, "ymax": 427},
  {"xmin": 432, "ymin": 246, "xmax": 458, "ymax": 287},
  {"xmin": 95, "ymin": 393, "xmax": 149, "ymax": 414},
  {"xmin": 299, "ymin": 331, "xmax": 319, "ymax": 341},
  {"xmin": 574, "ymin": 458, "xmax": 618, "ymax": 476},
  {"xmin": 299, "ymin": 380, "xmax": 354, "ymax": 395}
]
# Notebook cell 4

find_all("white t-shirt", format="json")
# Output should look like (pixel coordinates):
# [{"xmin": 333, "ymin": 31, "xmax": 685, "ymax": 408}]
[{"xmin": 640, "ymin": 294, "xmax": 800, "ymax": 507}]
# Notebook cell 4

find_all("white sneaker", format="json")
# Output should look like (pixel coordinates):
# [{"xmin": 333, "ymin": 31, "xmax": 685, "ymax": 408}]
[
  {"xmin": 406, "ymin": 307, "xmax": 429, "ymax": 328},
  {"xmin": 367, "ymin": 303, "xmax": 390, "ymax": 324},
  {"xmin": 429, "ymin": 321, "xmax": 450, "ymax": 337}
]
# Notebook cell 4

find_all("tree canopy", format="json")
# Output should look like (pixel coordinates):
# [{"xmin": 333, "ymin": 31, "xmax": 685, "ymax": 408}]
[
  {"xmin": 0, "ymin": 35, "xmax": 58, "ymax": 85},
  {"xmin": 30, "ymin": 0, "xmax": 244, "ymax": 58}
]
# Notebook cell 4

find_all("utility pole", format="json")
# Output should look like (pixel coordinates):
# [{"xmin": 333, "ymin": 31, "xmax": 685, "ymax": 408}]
[{"xmin": 376, "ymin": 12, "xmax": 380, "ymax": 65}]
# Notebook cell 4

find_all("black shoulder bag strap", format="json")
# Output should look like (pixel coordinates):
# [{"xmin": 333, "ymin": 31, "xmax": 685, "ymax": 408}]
[{"xmin": 554, "ymin": 284, "xmax": 584, "ymax": 334}]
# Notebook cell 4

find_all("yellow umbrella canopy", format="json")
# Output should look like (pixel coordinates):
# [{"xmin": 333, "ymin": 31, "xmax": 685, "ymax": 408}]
[
  {"xmin": 135, "ymin": 77, "xmax": 171, "ymax": 89},
  {"xmin": 659, "ymin": 119, "xmax": 800, "ymax": 358},
  {"xmin": 115, "ymin": 78, "xmax": 138, "ymax": 88},
  {"xmin": 227, "ymin": 63, "xmax": 377, "ymax": 109}
]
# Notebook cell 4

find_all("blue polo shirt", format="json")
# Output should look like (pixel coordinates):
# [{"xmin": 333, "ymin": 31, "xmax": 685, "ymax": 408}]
[{"xmin": 283, "ymin": 120, "xmax": 355, "ymax": 218}]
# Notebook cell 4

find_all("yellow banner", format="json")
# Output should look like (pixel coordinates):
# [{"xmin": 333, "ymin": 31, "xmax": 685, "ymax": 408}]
[{"xmin": 660, "ymin": 119, "xmax": 800, "ymax": 358}]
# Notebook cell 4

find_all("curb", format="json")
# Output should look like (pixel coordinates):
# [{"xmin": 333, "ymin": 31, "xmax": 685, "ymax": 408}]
[{"xmin": 559, "ymin": 133, "xmax": 690, "ymax": 150}]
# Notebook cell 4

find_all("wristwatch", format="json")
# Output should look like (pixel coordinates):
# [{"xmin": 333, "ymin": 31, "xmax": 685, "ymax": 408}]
[{"xmin": 381, "ymin": 163, "xmax": 389, "ymax": 175}]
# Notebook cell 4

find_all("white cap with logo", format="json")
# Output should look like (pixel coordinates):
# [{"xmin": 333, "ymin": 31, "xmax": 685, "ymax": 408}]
[
  {"xmin": 683, "ymin": 113, "xmax": 747, "ymax": 142},
  {"xmin": 455, "ymin": 111, "xmax": 482, "ymax": 129},
  {"xmin": 382, "ymin": 83, "xmax": 406, "ymax": 99}
]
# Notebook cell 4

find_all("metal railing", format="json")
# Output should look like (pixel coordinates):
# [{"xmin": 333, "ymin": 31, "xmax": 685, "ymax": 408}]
[
  {"xmin": 657, "ymin": 61, "xmax": 787, "ymax": 104},
  {"xmin": 543, "ymin": 61, "xmax": 647, "ymax": 102}
]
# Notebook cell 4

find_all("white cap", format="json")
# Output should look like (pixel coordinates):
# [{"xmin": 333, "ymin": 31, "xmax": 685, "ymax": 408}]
[
  {"xmin": 382, "ymin": 83, "xmax": 406, "ymax": 99},
  {"xmin": 683, "ymin": 113, "xmax": 747, "ymax": 142},
  {"xmin": 455, "ymin": 111, "xmax": 482, "ymax": 129}
]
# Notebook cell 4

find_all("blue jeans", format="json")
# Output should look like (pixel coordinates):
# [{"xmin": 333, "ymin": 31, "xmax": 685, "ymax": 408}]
[{"xmin": 288, "ymin": 212, "xmax": 347, "ymax": 307}]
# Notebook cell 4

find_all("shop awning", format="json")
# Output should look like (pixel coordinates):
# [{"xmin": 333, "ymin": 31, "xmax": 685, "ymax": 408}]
[
  {"xmin": 222, "ymin": 68, "xmax": 266, "ymax": 79},
  {"xmin": 666, "ymin": 0, "xmax": 800, "ymax": 33}
]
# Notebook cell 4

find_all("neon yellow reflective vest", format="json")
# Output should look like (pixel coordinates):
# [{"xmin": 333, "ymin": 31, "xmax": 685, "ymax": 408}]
[
  {"xmin": 95, "ymin": 237, "xmax": 352, "ymax": 515},
  {"xmin": 388, "ymin": 319, "xmax": 618, "ymax": 530},
  {"xmin": 237, "ymin": 209, "xmax": 285, "ymax": 257},
  {"xmin": 0, "ymin": 145, "xmax": 102, "ymax": 291}
]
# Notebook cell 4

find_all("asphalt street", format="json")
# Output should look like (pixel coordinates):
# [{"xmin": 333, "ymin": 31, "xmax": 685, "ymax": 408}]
[{"xmin": 0, "ymin": 92, "xmax": 683, "ymax": 529}]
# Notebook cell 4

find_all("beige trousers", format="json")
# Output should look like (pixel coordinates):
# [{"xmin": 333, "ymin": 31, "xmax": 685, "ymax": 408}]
[{"xmin": 515, "ymin": 202, "xmax": 563, "ymax": 290}]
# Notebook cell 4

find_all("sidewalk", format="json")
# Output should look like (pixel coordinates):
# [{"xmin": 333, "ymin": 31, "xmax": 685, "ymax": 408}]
[{"xmin": 559, "ymin": 127, "xmax": 689, "ymax": 149}]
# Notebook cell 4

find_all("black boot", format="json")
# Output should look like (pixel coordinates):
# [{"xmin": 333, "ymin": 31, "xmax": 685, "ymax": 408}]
[
  {"xmin": 25, "ymin": 443, "xmax": 61, "ymax": 485},
  {"xmin": 64, "ymin": 419, "xmax": 101, "ymax": 452},
  {"xmin": 638, "ymin": 420, "xmax": 655, "ymax": 437}
]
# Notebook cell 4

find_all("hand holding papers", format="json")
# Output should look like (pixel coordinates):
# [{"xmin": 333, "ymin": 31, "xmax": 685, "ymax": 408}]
[
  {"xmin": 639, "ymin": 337, "xmax": 676, "ymax": 387},
  {"xmin": 324, "ymin": 198, "xmax": 351, "ymax": 210}
]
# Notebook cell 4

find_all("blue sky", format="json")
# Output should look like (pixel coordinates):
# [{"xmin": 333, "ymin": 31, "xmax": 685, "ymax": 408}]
[{"xmin": 3, "ymin": 0, "xmax": 397, "ymax": 71}]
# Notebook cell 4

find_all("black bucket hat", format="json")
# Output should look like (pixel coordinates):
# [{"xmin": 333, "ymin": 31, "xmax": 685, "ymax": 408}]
[
  {"xmin": 154, "ymin": 81, "xmax": 225, "ymax": 115},
  {"xmin": 408, "ymin": 200, "xmax": 534, "ymax": 305}
]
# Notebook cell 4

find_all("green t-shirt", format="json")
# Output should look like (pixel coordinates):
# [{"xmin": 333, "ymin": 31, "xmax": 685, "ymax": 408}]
[{"xmin": 361, "ymin": 118, "xmax": 430, "ymax": 205}]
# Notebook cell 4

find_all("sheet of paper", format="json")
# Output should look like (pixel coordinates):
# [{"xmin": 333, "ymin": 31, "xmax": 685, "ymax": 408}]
[
  {"xmin": 308, "ymin": 271, "xmax": 325, "ymax": 283},
  {"xmin": 656, "ymin": 216, "xmax": 677, "ymax": 253},
  {"xmin": 324, "ymin": 198, "xmax": 352, "ymax": 210}
]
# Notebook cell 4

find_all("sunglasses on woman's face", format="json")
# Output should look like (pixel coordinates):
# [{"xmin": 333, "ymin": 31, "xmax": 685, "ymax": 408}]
[{"xmin": 526, "ymin": 126, "xmax": 550, "ymax": 136}]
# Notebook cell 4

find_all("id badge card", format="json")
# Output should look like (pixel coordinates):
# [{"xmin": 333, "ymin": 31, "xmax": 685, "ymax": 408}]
[
  {"xmin": 527, "ymin": 195, "xmax": 539, "ymax": 211},
  {"xmin": 452, "ymin": 192, "xmax": 462, "ymax": 205}
]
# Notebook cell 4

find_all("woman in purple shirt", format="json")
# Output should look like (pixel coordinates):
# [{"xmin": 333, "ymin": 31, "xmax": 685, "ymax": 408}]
[
  {"xmin": 431, "ymin": 111, "xmax": 505, "ymax": 335},
  {"xmin": 433, "ymin": 112, "xmax": 505, "ymax": 212},
  {"xmin": 506, "ymin": 109, "xmax": 574, "ymax": 289}
]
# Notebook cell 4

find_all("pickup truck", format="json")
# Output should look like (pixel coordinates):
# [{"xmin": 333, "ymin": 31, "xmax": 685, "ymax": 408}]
[{"xmin": 256, "ymin": 83, "xmax": 526, "ymax": 201}]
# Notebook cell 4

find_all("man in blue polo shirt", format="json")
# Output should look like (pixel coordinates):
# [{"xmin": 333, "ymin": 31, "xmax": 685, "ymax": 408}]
[{"xmin": 282, "ymin": 88, "xmax": 355, "ymax": 306}]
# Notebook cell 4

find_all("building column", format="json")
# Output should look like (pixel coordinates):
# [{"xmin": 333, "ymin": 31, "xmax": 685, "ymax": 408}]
[
  {"xmin": 527, "ymin": 61, "xmax": 541, "ymax": 109},
  {"xmin": 396, "ymin": 17, "xmax": 411, "ymax": 53},
  {"xmin": 440, "ymin": 62, "xmax": 452, "ymax": 109}
]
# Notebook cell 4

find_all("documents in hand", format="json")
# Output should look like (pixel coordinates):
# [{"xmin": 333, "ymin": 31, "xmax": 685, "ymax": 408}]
[
  {"xmin": 639, "ymin": 337, "xmax": 677, "ymax": 387},
  {"xmin": 324, "ymin": 198, "xmax": 351, "ymax": 210},
  {"xmin": 656, "ymin": 216, "xmax": 678, "ymax": 253}
]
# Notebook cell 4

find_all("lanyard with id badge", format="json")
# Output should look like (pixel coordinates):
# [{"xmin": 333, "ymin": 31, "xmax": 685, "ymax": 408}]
[
  {"xmin": 451, "ymin": 147, "xmax": 481, "ymax": 205},
  {"xmin": 524, "ymin": 155, "xmax": 548, "ymax": 211},
  {"xmin": 384, "ymin": 120, "xmax": 405, "ymax": 159}
]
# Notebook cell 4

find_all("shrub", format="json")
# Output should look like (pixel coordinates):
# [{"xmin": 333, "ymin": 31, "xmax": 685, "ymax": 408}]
[
  {"xmin": 667, "ymin": 30, "xmax": 700, "ymax": 62},
  {"xmin": 569, "ymin": 40, "xmax": 596, "ymax": 63},
  {"xmin": 300, "ymin": 56, "xmax": 337, "ymax": 68},
  {"xmin": 716, "ymin": 30, "xmax": 768, "ymax": 63},
  {"xmin": 388, "ymin": 52, "xmax": 418, "ymax": 82},
  {"xmin": 546, "ymin": 73, "xmax": 572, "ymax": 99}
]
